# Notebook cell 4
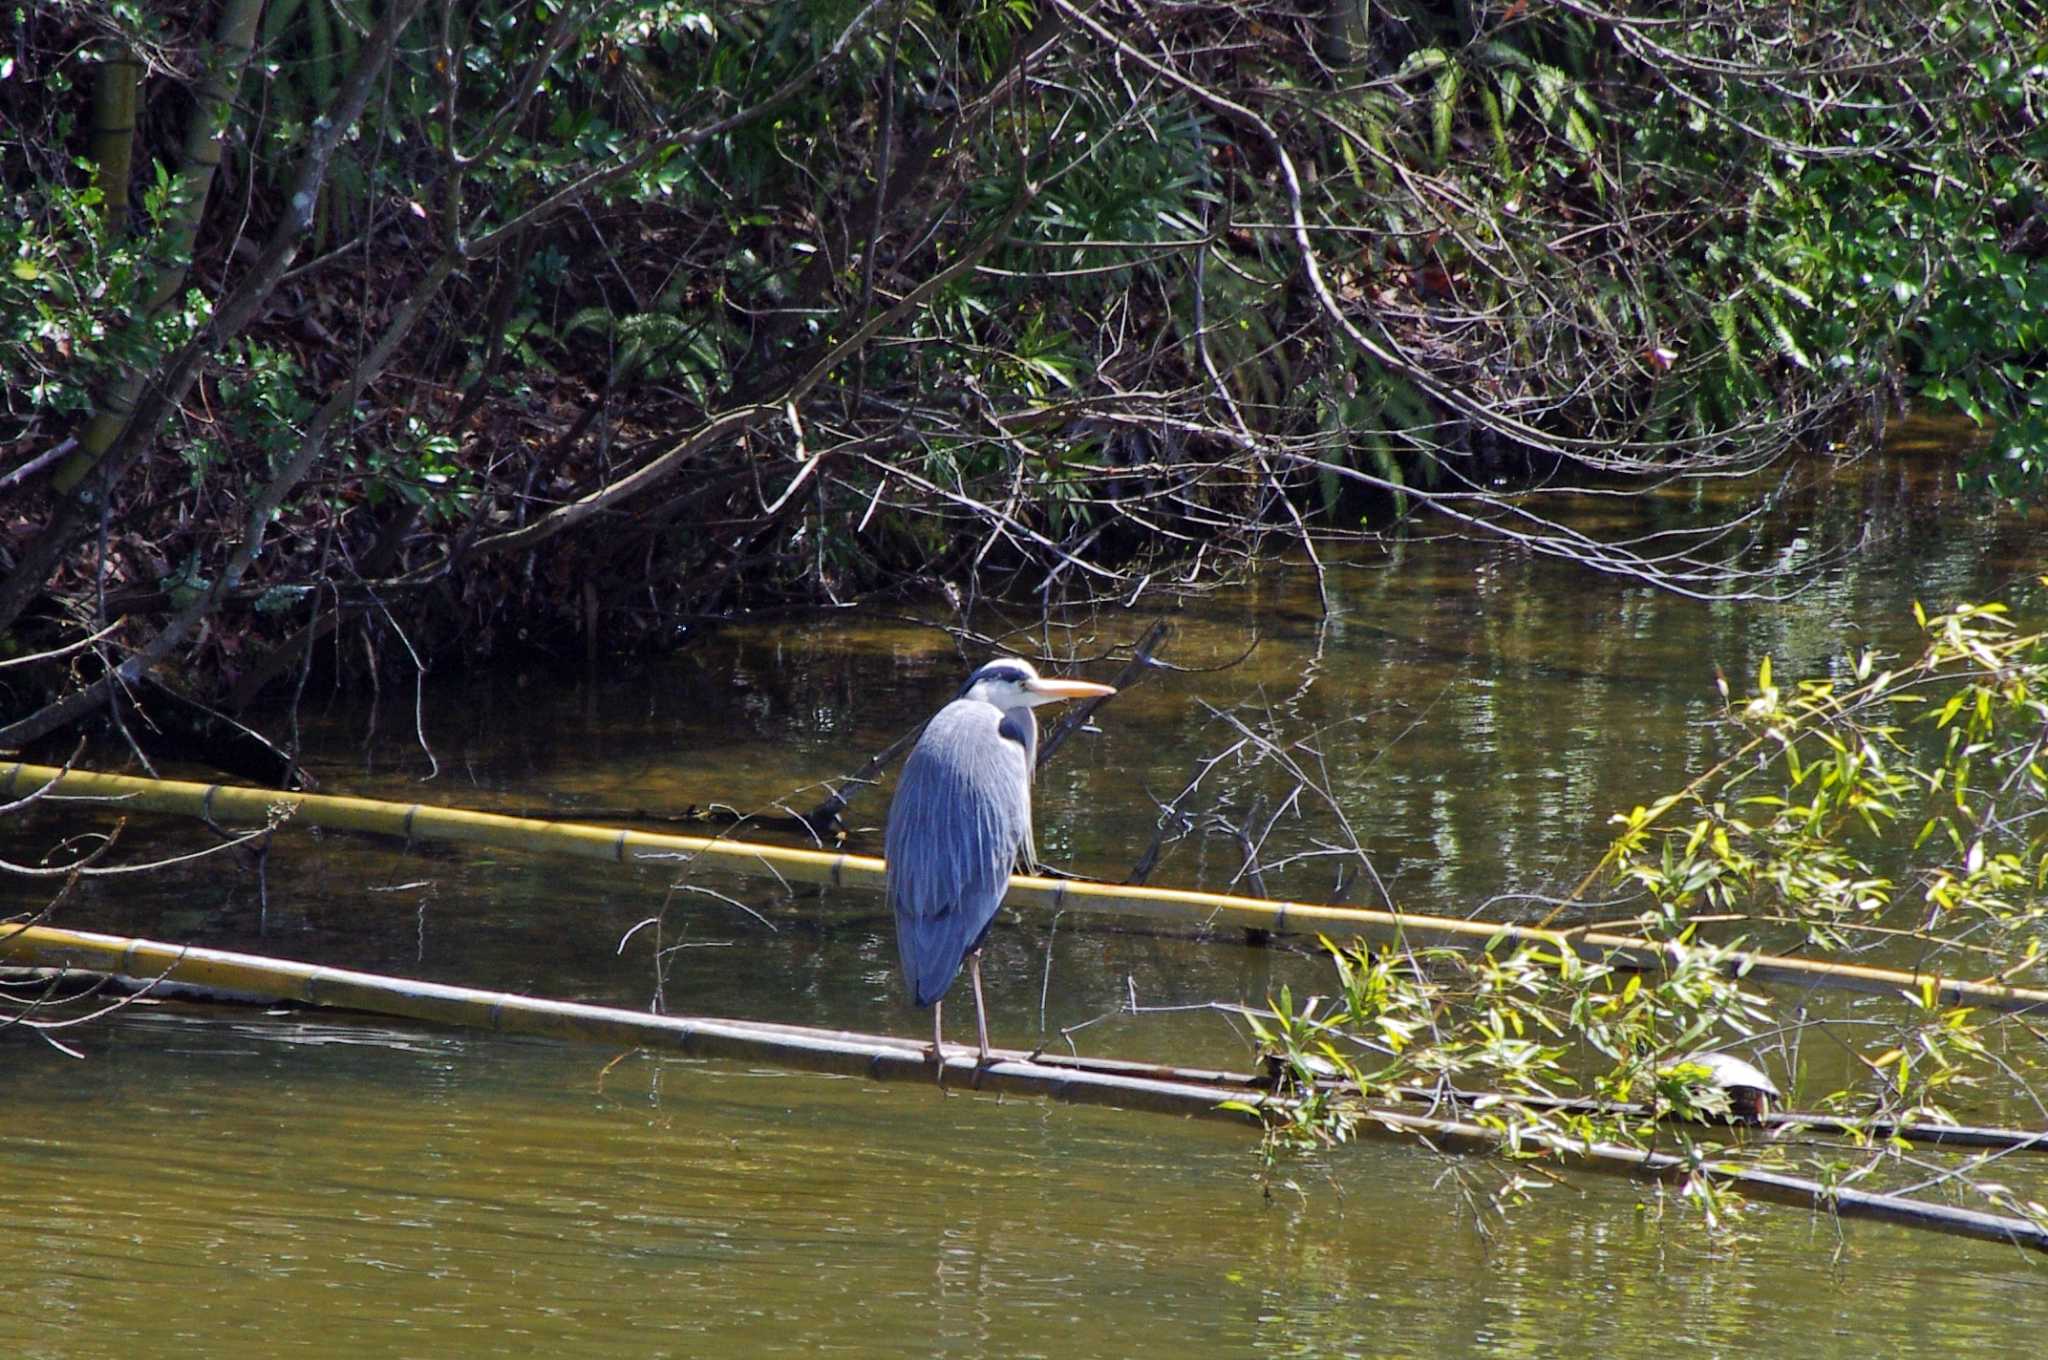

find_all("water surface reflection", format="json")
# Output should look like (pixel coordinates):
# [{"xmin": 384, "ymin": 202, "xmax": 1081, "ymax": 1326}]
[{"xmin": 6, "ymin": 434, "xmax": 2047, "ymax": 1352}]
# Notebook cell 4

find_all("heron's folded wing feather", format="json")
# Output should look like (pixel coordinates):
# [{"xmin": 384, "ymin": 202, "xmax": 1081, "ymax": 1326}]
[{"xmin": 884, "ymin": 701, "xmax": 1033, "ymax": 1005}]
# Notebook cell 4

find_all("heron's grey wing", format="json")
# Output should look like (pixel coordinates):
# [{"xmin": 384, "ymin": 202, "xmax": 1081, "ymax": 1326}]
[{"xmin": 884, "ymin": 700, "xmax": 1033, "ymax": 1007}]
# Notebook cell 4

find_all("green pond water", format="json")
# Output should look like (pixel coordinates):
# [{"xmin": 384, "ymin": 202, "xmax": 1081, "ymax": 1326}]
[{"xmin": 6, "ymin": 419, "xmax": 2048, "ymax": 1355}]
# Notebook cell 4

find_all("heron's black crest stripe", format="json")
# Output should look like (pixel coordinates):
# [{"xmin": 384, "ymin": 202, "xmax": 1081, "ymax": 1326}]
[{"xmin": 967, "ymin": 661, "xmax": 1033, "ymax": 688}]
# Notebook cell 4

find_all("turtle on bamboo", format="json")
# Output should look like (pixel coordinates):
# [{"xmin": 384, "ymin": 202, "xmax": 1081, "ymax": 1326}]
[{"xmin": 1657, "ymin": 1051, "xmax": 1782, "ymax": 1124}]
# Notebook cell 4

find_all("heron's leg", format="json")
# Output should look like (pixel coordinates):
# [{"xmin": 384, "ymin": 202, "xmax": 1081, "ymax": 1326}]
[
  {"xmin": 969, "ymin": 950, "xmax": 992, "ymax": 1066},
  {"xmin": 929, "ymin": 1000, "xmax": 946, "ymax": 1087}
]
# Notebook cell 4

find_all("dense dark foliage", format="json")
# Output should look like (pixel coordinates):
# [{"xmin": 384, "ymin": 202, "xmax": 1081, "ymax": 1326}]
[{"xmin": 2, "ymin": 1, "xmax": 2043, "ymax": 743}]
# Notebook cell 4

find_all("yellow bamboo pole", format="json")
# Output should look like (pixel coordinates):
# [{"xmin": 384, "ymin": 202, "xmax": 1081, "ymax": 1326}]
[
  {"xmin": 4, "ymin": 922, "xmax": 2045, "ymax": 1255},
  {"xmin": 9, "ymin": 762, "xmax": 2048, "ymax": 1015},
  {"xmin": 0, "ymin": 923, "xmax": 1256, "ymax": 1116}
]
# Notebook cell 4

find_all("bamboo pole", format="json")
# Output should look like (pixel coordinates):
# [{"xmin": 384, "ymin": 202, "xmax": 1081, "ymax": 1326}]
[
  {"xmin": 9, "ymin": 762, "xmax": 2048, "ymax": 1016},
  {"xmin": 1, "ymin": 923, "xmax": 1256, "ymax": 1118},
  {"xmin": 53, "ymin": 0, "xmax": 269, "ymax": 496},
  {"xmin": 89, "ymin": 45, "xmax": 141, "ymax": 238},
  {"xmin": 3, "ymin": 923, "xmax": 2045, "ymax": 1255}
]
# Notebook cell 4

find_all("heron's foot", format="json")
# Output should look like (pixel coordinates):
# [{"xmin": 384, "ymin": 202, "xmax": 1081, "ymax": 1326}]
[
  {"xmin": 968, "ymin": 1044, "xmax": 996, "ymax": 1090},
  {"xmin": 925, "ymin": 1041, "xmax": 950, "ymax": 1090}
]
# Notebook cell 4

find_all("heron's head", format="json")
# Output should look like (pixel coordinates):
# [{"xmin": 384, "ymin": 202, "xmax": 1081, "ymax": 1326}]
[{"xmin": 959, "ymin": 659, "xmax": 1117, "ymax": 711}]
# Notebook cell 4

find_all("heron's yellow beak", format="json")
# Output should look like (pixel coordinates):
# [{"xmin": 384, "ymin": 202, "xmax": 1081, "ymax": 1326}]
[{"xmin": 1025, "ymin": 677, "xmax": 1117, "ymax": 703}]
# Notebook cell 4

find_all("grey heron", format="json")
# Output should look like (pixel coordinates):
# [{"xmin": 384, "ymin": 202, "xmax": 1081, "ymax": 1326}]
[{"xmin": 884, "ymin": 658, "xmax": 1116, "ymax": 1066}]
